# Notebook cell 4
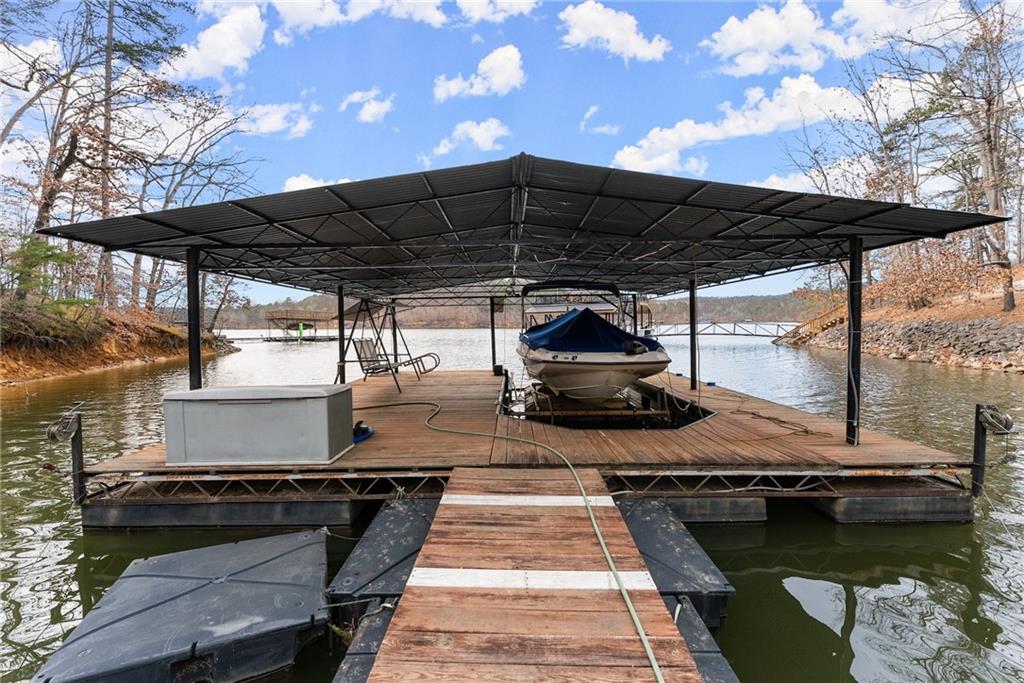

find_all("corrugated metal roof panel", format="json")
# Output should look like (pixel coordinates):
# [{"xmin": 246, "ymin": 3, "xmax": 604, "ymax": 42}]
[{"xmin": 38, "ymin": 153, "xmax": 1006, "ymax": 298}]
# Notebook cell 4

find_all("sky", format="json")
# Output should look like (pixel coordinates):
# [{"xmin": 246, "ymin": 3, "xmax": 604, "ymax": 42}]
[{"xmin": 24, "ymin": 0, "xmax": 972, "ymax": 303}]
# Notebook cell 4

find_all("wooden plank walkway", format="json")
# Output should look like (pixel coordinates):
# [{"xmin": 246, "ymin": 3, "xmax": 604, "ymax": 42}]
[
  {"xmin": 86, "ymin": 370, "xmax": 967, "ymax": 475},
  {"xmin": 367, "ymin": 466, "xmax": 702, "ymax": 682}
]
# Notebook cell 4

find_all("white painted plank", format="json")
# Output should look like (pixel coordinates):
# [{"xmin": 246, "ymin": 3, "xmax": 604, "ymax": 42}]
[
  {"xmin": 407, "ymin": 567, "xmax": 658, "ymax": 591},
  {"xmin": 441, "ymin": 493, "xmax": 615, "ymax": 507}
]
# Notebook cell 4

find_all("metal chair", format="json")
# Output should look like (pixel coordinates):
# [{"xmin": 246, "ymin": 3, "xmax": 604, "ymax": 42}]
[{"xmin": 338, "ymin": 338, "xmax": 440, "ymax": 392}]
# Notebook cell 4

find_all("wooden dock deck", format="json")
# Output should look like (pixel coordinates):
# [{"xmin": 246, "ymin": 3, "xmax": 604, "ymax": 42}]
[
  {"xmin": 76, "ymin": 370, "xmax": 972, "ymax": 527},
  {"xmin": 86, "ymin": 369, "xmax": 967, "ymax": 475},
  {"xmin": 367, "ymin": 466, "xmax": 702, "ymax": 682}
]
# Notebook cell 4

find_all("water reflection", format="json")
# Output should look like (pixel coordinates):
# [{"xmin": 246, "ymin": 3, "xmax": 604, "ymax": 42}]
[
  {"xmin": 692, "ymin": 502, "xmax": 1024, "ymax": 683},
  {"xmin": 2, "ymin": 330, "xmax": 1022, "ymax": 682}
]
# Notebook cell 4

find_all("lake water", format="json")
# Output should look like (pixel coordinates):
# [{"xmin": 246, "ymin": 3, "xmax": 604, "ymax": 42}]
[{"xmin": 2, "ymin": 328, "xmax": 1023, "ymax": 682}]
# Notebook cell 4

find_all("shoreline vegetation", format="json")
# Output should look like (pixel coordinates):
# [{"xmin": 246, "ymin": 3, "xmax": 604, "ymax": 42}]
[
  {"xmin": 0, "ymin": 306, "xmax": 236, "ymax": 385},
  {"xmin": 3, "ymin": 272, "xmax": 1022, "ymax": 382}
]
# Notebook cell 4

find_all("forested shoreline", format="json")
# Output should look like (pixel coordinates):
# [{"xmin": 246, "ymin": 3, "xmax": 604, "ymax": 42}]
[{"xmin": 2, "ymin": 1, "xmax": 1023, "ymax": 379}]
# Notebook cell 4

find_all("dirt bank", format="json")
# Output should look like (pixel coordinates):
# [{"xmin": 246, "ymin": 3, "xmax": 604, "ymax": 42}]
[
  {"xmin": 0, "ymin": 307, "xmax": 237, "ymax": 384},
  {"xmin": 808, "ymin": 270, "xmax": 1024, "ymax": 373}
]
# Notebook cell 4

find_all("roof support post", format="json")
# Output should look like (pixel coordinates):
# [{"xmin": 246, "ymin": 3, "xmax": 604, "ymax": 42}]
[
  {"xmin": 186, "ymin": 247, "xmax": 202, "ymax": 390},
  {"xmin": 846, "ymin": 237, "xmax": 863, "ymax": 445},
  {"xmin": 631, "ymin": 294, "xmax": 638, "ymax": 335},
  {"xmin": 490, "ymin": 296, "xmax": 499, "ymax": 375},
  {"xmin": 689, "ymin": 278, "xmax": 698, "ymax": 391},
  {"xmin": 390, "ymin": 303, "xmax": 399, "ymax": 369},
  {"xmin": 336, "ymin": 284, "xmax": 346, "ymax": 384}
]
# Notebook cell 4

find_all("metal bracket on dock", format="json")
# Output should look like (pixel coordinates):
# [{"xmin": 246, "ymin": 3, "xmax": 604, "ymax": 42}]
[
  {"xmin": 972, "ymin": 404, "xmax": 1014, "ymax": 497},
  {"xmin": 46, "ymin": 404, "xmax": 85, "ymax": 504}
]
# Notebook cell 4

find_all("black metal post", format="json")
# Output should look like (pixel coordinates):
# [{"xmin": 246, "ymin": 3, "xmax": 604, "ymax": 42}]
[
  {"xmin": 846, "ymin": 237, "xmax": 863, "ymax": 445},
  {"xmin": 489, "ymin": 296, "xmax": 498, "ymax": 375},
  {"xmin": 337, "ymin": 284, "xmax": 346, "ymax": 384},
  {"xmin": 186, "ymin": 247, "xmax": 202, "ymax": 390},
  {"xmin": 390, "ymin": 303, "xmax": 399, "ymax": 368},
  {"xmin": 972, "ymin": 404, "xmax": 987, "ymax": 497},
  {"xmin": 688, "ymin": 278, "xmax": 697, "ymax": 390},
  {"xmin": 70, "ymin": 413, "xmax": 84, "ymax": 504},
  {"xmin": 631, "ymin": 294, "xmax": 638, "ymax": 335}
]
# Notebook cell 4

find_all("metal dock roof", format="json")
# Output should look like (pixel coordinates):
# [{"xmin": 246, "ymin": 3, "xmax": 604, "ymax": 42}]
[{"xmin": 39, "ymin": 153, "xmax": 1006, "ymax": 301}]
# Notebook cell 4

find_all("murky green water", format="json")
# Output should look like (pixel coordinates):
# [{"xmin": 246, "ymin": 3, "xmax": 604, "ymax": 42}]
[{"xmin": 2, "ymin": 329, "xmax": 1022, "ymax": 681}]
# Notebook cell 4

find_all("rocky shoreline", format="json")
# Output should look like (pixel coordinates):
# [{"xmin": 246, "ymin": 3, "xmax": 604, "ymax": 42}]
[{"xmin": 809, "ymin": 319, "xmax": 1024, "ymax": 374}]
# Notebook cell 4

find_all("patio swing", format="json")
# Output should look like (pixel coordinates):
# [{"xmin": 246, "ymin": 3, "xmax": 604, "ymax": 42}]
[{"xmin": 335, "ymin": 299, "xmax": 440, "ymax": 392}]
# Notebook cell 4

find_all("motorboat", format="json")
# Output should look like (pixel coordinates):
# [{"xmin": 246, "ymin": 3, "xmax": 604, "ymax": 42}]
[{"xmin": 517, "ymin": 307, "xmax": 671, "ymax": 402}]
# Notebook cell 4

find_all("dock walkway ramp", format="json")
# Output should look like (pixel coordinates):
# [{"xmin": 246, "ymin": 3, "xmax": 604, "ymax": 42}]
[{"xmin": 364, "ymin": 466, "xmax": 703, "ymax": 682}]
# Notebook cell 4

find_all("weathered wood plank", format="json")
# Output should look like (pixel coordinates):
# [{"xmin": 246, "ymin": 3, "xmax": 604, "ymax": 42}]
[
  {"xmin": 87, "ymin": 369, "xmax": 967, "ymax": 476},
  {"xmin": 367, "ymin": 466, "xmax": 701, "ymax": 682}
]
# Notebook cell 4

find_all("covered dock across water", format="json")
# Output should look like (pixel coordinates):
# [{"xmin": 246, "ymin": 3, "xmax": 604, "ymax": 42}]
[
  {"xmin": 40, "ymin": 153, "xmax": 1008, "ymax": 682},
  {"xmin": 40, "ymin": 153, "xmax": 1006, "ymax": 523}
]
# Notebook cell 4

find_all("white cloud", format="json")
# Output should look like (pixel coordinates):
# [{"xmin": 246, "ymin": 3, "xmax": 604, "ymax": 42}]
[
  {"xmin": 339, "ymin": 87, "xmax": 396, "ymax": 123},
  {"xmin": 271, "ymin": 0, "xmax": 345, "ymax": 44},
  {"xmin": 433, "ymin": 44, "xmax": 525, "ymax": 102},
  {"xmin": 702, "ymin": 1, "xmax": 834, "ymax": 77},
  {"xmin": 241, "ymin": 103, "xmax": 315, "ymax": 138},
  {"xmin": 356, "ymin": 94, "xmax": 394, "ymax": 123},
  {"xmin": 340, "ymin": 88, "xmax": 379, "ymax": 110},
  {"xmin": 471, "ymin": 33, "xmax": 484, "ymax": 44},
  {"xmin": 613, "ymin": 74, "xmax": 859, "ymax": 174},
  {"xmin": 703, "ymin": 0, "xmax": 966, "ymax": 77},
  {"xmin": 432, "ymin": 117, "xmax": 511, "ymax": 156},
  {"xmin": 681, "ymin": 155, "xmax": 709, "ymax": 178},
  {"xmin": 456, "ymin": 0, "xmax": 537, "ymax": 24},
  {"xmin": 579, "ymin": 105, "xmax": 599, "ymax": 131},
  {"xmin": 558, "ymin": 1, "xmax": 670, "ymax": 63},
  {"xmin": 748, "ymin": 171, "xmax": 818, "ymax": 193},
  {"xmin": 345, "ymin": 0, "xmax": 447, "ymax": 27},
  {"xmin": 270, "ymin": 0, "xmax": 447, "ymax": 43},
  {"xmin": 171, "ymin": 5, "xmax": 266, "ymax": 81},
  {"xmin": 578, "ymin": 104, "xmax": 620, "ymax": 135},
  {"xmin": 283, "ymin": 173, "xmax": 354, "ymax": 191}
]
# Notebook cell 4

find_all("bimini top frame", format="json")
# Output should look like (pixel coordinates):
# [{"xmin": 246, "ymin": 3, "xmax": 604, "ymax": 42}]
[{"xmin": 39, "ymin": 153, "xmax": 1006, "ymax": 303}]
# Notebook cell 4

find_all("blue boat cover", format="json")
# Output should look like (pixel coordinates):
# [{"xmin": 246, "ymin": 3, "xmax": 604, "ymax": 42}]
[{"xmin": 520, "ymin": 307, "xmax": 663, "ymax": 353}]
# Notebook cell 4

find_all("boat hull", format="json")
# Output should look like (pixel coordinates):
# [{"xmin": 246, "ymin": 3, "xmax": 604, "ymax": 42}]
[{"xmin": 517, "ymin": 343, "xmax": 671, "ymax": 402}]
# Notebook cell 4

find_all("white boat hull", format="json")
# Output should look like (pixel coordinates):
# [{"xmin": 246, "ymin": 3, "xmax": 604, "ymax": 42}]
[{"xmin": 516, "ymin": 343, "xmax": 671, "ymax": 402}]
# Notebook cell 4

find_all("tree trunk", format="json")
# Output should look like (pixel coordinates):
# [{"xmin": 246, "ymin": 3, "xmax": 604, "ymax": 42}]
[
  {"xmin": 93, "ymin": 0, "xmax": 115, "ymax": 308},
  {"xmin": 206, "ymin": 278, "xmax": 233, "ymax": 333},
  {"xmin": 129, "ymin": 253, "xmax": 143, "ymax": 310},
  {"xmin": 145, "ymin": 258, "xmax": 164, "ymax": 311}
]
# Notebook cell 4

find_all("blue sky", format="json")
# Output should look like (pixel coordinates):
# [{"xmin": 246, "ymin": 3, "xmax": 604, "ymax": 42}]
[{"xmin": 146, "ymin": 0, "xmax": 950, "ymax": 302}]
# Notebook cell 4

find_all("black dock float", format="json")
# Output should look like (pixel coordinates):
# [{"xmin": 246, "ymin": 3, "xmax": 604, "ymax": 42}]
[
  {"xmin": 81, "ymin": 499, "xmax": 364, "ymax": 529},
  {"xmin": 662, "ymin": 496, "xmax": 767, "ymax": 523},
  {"xmin": 35, "ymin": 531, "xmax": 329, "ymax": 683},
  {"xmin": 618, "ymin": 497, "xmax": 735, "ymax": 627},
  {"xmin": 332, "ymin": 597, "xmax": 398, "ymax": 683},
  {"xmin": 327, "ymin": 498, "xmax": 438, "ymax": 622},
  {"xmin": 665, "ymin": 595, "xmax": 740, "ymax": 683},
  {"xmin": 811, "ymin": 478, "xmax": 973, "ymax": 523}
]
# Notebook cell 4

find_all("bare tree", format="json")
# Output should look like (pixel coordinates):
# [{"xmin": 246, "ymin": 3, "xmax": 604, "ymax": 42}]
[{"xmin": 880, "ymin": 0, "xmax": 1022, "ymax": 310}]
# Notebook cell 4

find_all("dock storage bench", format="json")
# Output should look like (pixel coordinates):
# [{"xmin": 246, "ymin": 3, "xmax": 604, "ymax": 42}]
[{"xmin": 164, "ymin": 384, "xmax": 353, "ymax": 464}]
